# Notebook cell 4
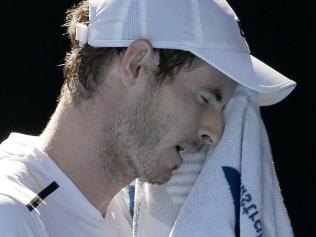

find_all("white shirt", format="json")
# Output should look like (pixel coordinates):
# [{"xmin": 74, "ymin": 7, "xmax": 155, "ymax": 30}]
[{"xmin": 0, "ymin": 133, "xmax": 132, "ymax": 237}]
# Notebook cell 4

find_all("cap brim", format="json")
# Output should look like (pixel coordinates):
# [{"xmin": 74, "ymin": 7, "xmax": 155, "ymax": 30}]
[{"xmin": 190, "ymin": 48, "xmax": 296, "ymax": 106}]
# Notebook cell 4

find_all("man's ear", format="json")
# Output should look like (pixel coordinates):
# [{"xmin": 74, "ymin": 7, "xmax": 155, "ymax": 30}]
[{"xmin": 120, "ymin": 39, "xmax": 159, "ymax": 88}]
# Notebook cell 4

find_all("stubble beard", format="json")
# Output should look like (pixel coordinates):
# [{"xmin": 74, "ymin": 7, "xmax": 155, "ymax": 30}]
[{"xmin": 101, "ymin": 82, "xmax": 172, "ymax": 184}]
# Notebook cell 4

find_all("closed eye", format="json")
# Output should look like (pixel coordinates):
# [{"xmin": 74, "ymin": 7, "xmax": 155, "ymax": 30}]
[
  {"xmin": 196, "ymin": 87, "xmax": 223, "ymax": 106},
  {"xmin": 197, "ymin": 94, "xmax": 210, "ymax": 105}
]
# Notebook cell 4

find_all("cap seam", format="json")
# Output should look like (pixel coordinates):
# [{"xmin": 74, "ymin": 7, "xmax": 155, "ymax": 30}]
[
  {"xmin": 191, "ymin": 0, "xmax": 203, "ymax": 46},
  {"xmin": 88, "ymin": 39, "xmax": 248, "ymax": 52},
  {"xmin": 117, "ymin": 0, "xmax": 130, "ymax": 39},
  {"xmin": 140, "ymin": 0, "xmax": 146, "ymax": 37}
]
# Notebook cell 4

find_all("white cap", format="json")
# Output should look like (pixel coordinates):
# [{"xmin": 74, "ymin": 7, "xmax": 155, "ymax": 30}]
[{"xmin": 75, "ymin": 0, "xmax": 296, "ymax": 106}]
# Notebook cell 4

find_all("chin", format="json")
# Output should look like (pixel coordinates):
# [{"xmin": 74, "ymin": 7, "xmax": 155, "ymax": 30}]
[
  {"xmin": 139, "ymin": 170, "xmax": 173, "ymax": 185},
  {"xmin": 136, "ymin": 149, "xmax": 182, "ymax": 185}
]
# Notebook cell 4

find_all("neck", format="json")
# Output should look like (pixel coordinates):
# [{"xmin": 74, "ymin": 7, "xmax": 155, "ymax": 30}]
[{"xmin": 38, "ymin": 99, "xmax": 134, "ymax": 216}]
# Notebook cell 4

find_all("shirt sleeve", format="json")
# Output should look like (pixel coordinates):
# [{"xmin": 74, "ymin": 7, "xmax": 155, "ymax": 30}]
[{"xmin": 0, "ymin": 194, "xmax": 49, "ymax": 237}]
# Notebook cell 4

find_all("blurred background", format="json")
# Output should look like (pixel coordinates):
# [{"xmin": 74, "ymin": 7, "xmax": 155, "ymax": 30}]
[{"xmin": 3, "ymin": 1, "xmax": 315, "ymax": 236}]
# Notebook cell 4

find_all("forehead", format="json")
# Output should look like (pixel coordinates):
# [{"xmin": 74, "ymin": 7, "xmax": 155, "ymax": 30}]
[{"xmin": 174, "ymin": 62, "xmax": 237, "ymax": 95}]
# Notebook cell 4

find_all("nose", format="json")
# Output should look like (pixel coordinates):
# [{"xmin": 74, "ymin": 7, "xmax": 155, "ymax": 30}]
[{"xmin": 197, "ymin": 108, "xmax": 224, "ymax": 145}]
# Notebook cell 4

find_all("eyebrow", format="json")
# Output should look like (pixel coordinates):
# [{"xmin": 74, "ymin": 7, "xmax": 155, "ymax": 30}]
[{"xmin": 200, "ymin": 87, "xmax": 223, "ymax": 103}]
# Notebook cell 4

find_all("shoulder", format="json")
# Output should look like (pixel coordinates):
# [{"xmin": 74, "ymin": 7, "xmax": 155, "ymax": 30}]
[{"xmin": 0, "ymin": 194, "xmax": 47, "ymax": 236}]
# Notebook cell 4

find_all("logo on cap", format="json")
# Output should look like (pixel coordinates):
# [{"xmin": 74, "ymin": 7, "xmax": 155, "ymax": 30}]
[{"xmin": 237, "ymin": 19, "xmax": 246, "ymax": 39}]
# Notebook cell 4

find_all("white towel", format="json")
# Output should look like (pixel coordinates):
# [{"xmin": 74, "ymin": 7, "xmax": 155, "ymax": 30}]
[{"xmin": 132, "ymin": 86, "xmax": 294, "ymax": 237}]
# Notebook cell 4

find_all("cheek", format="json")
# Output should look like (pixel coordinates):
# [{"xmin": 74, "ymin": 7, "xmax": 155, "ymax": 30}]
[
  {"xmin": 168, "ymin": 91, "xmax": 202, "ymax": 120},
  {"xmin": 159, "ymin": 85, "xmax": 203, "ymax": 135},
  {"xmin": 176, "ymin": 98, "xmax": 203, "ymax": 129},
  {"xmin": 163, "ymin": 109, "xmax": 201, "ymax": 145}
]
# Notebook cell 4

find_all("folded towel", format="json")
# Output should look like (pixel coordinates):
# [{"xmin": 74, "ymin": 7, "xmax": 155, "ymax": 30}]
[{"xmin": 132, "ymin": 86, "xmax": 294, "ymax": 237}]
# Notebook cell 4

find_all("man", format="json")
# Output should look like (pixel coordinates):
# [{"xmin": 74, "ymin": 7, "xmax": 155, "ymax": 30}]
[{"xmin": 0, "ymin": 0, "xmax": 295, "ymax": 236}]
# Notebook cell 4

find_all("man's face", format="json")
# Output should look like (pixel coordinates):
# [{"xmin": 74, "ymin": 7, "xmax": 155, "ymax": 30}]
[{"xmin": 103, "ymin": 62, "xmax": 236, "ymax": 184}]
